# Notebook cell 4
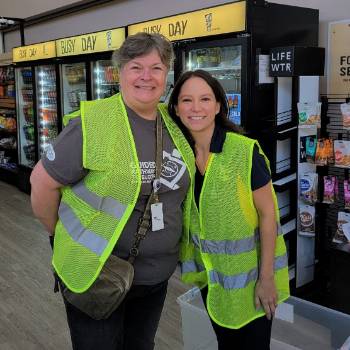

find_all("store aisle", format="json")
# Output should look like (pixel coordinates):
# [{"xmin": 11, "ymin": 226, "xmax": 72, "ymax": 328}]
[{"xmin": 0, "ymin": 181, "xmax": 188, "ymax": 350}]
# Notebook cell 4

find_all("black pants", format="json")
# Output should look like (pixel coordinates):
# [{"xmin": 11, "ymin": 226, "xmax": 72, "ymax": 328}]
[
  {"xmin": 64, "ymin": 280, "xmax": 168, "ymax": 350},
  {"xmin": 201, "ymin": 287, "xmax": 272, "ymax": 350}
]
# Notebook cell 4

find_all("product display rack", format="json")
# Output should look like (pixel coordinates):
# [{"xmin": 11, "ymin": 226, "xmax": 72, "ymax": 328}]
[
  {"xmin": 264, "ymin": 44, "xmax": 325, "ymax": 296},
  {"xmin": 315, "ymin": 95, "xmax": 350, "ymax": 314},
  {"xmin": 0, "ymin": 65, "xmax": 18, "ymax": 185}
]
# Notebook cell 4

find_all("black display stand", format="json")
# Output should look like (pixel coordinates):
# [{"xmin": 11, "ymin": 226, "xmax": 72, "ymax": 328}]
[
  {"xmin": 316, "ymin": 95, "xmax": 350, "ymax": 315},
  {"xmin": 265, "ymin": 47, "xmax": 325, "ymax": 295}
]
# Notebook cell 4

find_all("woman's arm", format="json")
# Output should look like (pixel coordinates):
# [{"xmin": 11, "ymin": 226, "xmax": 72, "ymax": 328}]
[
  {"xmin": 30, "ymin": 160, "xmax": 64, "ymax": 236},
  {"xmin": 252, "ymin": 181, "xmax": 278, "ymax": 320}
]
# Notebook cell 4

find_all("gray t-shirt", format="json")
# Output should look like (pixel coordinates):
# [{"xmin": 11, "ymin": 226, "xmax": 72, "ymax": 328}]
[{"xmin": 42, "ymin": 107, "xmax": 190, "ymax": 285}]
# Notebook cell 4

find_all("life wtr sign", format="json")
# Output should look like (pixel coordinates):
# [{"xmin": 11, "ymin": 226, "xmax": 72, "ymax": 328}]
[{"xmin": 269, "ymin": 48, "xmax": 293, "ymax": 76}]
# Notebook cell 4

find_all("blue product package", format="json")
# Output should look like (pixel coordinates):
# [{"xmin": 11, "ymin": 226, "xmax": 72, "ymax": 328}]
[{"xmin": 226, "ymin": 93, "xmax": 241, "ymax": 126}]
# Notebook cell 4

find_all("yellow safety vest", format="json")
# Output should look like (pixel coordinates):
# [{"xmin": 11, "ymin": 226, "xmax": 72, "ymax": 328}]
[
  {"xmin": 180, "ymin": 132, "xmax": 290, "ymax": 329},
  {"xmin": 53, "ymin": 93, "xmax": 195, "ymax": 293}
]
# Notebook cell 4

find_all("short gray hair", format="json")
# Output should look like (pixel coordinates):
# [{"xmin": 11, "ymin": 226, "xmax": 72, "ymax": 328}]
[{"xmin": 112, "ymin": 32, "xmax": 174, "ymax": 70}]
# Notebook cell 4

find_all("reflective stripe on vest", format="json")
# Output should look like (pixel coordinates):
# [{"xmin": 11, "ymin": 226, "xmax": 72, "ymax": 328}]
[
  {"xmin": 191, "ymin": 223, "xmax": 282, "ymax": 255},
  {"xmin": 209, "ymin": 253, "xmax": 288, "ymax": 290},
  {"xmin": 181, "ymin": 252, "xmax": 288, "ymax": 285},
  {"xmin": 181, "ymin": 260, "xmax": 205, "ymax": 274},
  {"xmin": 72, "ymin": 180, "xmax": 127, "ymax": 219},
  {"xmin": 58, "ymin": 203, "xmax": 108, "ymax": 256},
  {"xmin": 191, "ymin": 233, "xmax": 256, "ymax": 255}
]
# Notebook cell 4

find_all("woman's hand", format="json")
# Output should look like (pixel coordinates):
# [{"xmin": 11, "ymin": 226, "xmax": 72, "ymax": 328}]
[{"xmin": 255, "ymin": 276, "xmax": 278, "ymax": 320}]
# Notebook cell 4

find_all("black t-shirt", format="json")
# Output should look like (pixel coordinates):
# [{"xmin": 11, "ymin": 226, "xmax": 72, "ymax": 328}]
[{"xmin": 194, "ymin": 125, "xmax": 271, "ymax": 207}]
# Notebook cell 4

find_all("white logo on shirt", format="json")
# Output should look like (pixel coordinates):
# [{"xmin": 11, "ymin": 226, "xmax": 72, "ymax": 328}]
[
  {"xmin": 45, "ymin": 144, "xmax": 56, "ymax": 161},
  {"xmin": 138, "ymin": 149, "xmax": 186, "ymax": 190},
  {"xmin": 160, "ymin": 150, "xmax": 186, "ymax": 190}
]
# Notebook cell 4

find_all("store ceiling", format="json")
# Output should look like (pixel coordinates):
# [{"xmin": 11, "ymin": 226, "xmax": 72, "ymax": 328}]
[{"xmin": 0, "ymin": 0, "xmax": 349, "ymax": 23}]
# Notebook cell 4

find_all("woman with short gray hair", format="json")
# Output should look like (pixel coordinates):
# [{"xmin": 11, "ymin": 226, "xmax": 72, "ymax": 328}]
[{"xmin": 30, "ymin": 32, "xmax": 195, "ymax": 350}]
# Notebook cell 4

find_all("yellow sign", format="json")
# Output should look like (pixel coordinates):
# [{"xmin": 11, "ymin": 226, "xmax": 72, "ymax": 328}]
[
  {"xmin": 128, "ymin": 2, "xmax": 246, "ymax": 41},
  {"xmin": 56, "ymin": 28, "xmax": 125, "ymax": 57},
  {"xmin": 13, "ymin": 41, "xmax": 56, "ymax": 62},
  {"xmin": 328, "ymin": 21, "xmax": 350, "ymax": 94}
]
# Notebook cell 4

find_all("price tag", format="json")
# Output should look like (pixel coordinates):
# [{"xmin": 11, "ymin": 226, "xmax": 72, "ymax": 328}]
[{"xmin": 151, "ymin": 202, "xmax": 164, "ymax": 231}]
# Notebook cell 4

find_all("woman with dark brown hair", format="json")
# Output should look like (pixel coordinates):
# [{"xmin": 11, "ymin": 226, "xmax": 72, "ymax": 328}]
[{"xmin": 168, "ymin": 69, "xmax": 290, "ymax": 349}]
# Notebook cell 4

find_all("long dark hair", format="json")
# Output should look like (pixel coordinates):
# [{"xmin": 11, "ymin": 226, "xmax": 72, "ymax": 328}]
[{"xmin": 168, "ymin": 69, "xmax": 242, "ymax": 141}]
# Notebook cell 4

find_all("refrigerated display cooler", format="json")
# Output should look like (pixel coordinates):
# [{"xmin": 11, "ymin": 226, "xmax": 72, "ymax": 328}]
[
  {"xmin": 13, "ymin": 41, "xmax": 60, "ymax": 193},
  {"xmin": 16, "ymin": 66, "xmax": 35, "ymax": 169},
  {"xmin": 35, "ymin": 65, "xmax": 59, "ymax": 156},
  {"xmin": 92, "ymin": 60, "xmax": 119, "ymax": 100},
  {"xmin": 0, "ymin": 64, "xmax": 17, "ymax": 185},
  {"xmin": 55, "ymin": 27, "xmax": 125, "ymax": 113},
  {"xmin": 61, "ymin": 62, "xmax": 87, "ymax": 115},
  {"xmin": 183, "ymin": 44, "xmax": 243, "ymax": 126},
  {"xmin": 128, "ymin": 0, "xmax": 319, "ymax": 291}
]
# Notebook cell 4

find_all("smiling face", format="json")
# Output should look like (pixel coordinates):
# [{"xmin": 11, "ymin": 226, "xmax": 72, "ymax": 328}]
[
  {"xmin": 119, "ymin": 49, "xmax": 168, "ymax": 117},
  {"xmin": 175, "ymin": 76, "xmax": 220, "ymax": 135}
]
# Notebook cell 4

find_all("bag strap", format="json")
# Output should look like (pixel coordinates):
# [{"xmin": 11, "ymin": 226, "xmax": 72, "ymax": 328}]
[{"xmin": 128, "ymin": 113, "xmax": 163, "ymax": 264}]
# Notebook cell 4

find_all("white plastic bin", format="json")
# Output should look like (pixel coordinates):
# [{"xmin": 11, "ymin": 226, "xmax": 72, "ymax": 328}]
[{"xmin": 177, "ymin": 288, "xmax": 350, "ymax": 350}]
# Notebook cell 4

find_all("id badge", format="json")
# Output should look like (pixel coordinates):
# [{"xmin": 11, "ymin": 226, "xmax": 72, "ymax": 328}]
[{"xmin": 151, "ymin": 202, "xmax": 164, "ymax": 231}]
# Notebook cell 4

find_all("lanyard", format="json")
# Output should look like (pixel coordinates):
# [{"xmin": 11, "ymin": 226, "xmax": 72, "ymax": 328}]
[
  {"xmin": 129, "ymin": 113, "xmax": 163, "ymax": 262},
  {"xmin": 153, "ymin": 113, "xmax": 163, "ymax": 203}
]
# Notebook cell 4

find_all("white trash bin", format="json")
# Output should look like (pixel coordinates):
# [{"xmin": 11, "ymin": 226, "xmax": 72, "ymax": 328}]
[{"xmin": 177, "ymin": 287, "xmax": 350, "ymax": 350}]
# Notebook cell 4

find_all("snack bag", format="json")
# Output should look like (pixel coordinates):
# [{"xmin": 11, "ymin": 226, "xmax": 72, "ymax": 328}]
[
  {"xmin": 326, "ymin": 138, "xmax": 334, "ymax": 165},
  {"xmin": 306, "ymin": 136, "xmax": 317, "ymax": 163},
  {"xmin": 299, "ymin": 204, "xmax": 315, "ymax": 236},
  {"xmin": 333, "ymin": 211, "xmax": 350, "ymax": 243},
  {"xmin": 323, "ymin": 176, "xmax": 336, "ymax": 204},
  {"xmin": 315, "ymin": 138, "xmax": 327, "ymax": 165},
  {"xmin": 334, "ymin": 140, "xmax": 350, "ymax": 167},
  {"xmin": 340, "ymin": 103, "xmax": 350, "ymax": 130},
  {"xmin": 335, "ymin": 176, "xmax": 339, "ymax": 201},
  {"xmin": 300, "ymin": 173, "xmax": 318, "ymax": 204},
  {"xmin": 344, "ymin": 180, "xmax": 350, "ymax": 210},
  {"xmin": 298, "ymin": 102, "xmax": 321, "ymax": 127}
]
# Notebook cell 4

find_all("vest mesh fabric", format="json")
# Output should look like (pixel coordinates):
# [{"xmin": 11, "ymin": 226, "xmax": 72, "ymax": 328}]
[
  {"xmin": 53, "ymin": 94, "xmax": 195, "ymax": 293},
  {"xmin": 181, "ymin": 132, "xmax": 290, "ymax": 329}
]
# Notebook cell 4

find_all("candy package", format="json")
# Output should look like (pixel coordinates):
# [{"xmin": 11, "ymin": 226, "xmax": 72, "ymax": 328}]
[
  {"xmin": 340, "ymin": 103, "xmax": 350, "ymax": 130},
  {"xmin": 315, "ymin": 138, "xmax": 334, "ymax": 166},
  {"xmin": 323, "ymin": 176, "xmax": 337, "ymax": 204},
  {"xmin": 327, "ymin": 138, "xmax": 334, "ymax": 165},
  {"xmin": 333, "ymin": 211, "xmax": 350, "ymax": 244},
  {"xmin": 315, "ymin": 138, "xmax": 327, "ymax": 165},
  {"xmin": 298, "ymin": 102, "xmax": 321, "ymax": 127},
  {"xmin": 299, "ymin": 204, "xmax": 315, "ymax": 236},
  {"xmin": 300, "ymin": 173, "xmax": 318, "ymax": 204},
  {"xmin": 344, "ymin": 180, "xmax": 350, "ymax": 210},
  {"xmin": 334, "ymin": 140, "xmax": 350, "ymax": 167},
  {"xmin": 306, "ymin": 136, "xmax": 317, "ymax": 163}
]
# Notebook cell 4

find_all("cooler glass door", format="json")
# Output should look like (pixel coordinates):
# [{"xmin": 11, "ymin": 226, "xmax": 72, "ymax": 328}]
[
  {"xmin": 160, "ymin": 62, "xmax": 174, "ymax": 103},
  {"xmin": 184, "ymin": 45, "xmax": 242, "ymax": 125},
  {"xmin": 16, "ymin": 67, "xmax": 35, "ymax": 168},
  {"xmin": 92, "ymin": 60, "xmax": 119, "ymax": 100},
  {"xmin": 35, "ymin": 65, "xmax": 58, "ymax": 156},
  {"xmin": 61, "ymin": 62, "xmax": 87, "ymax": 115}
]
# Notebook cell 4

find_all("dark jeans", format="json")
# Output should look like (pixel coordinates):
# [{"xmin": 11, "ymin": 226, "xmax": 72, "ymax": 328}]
[
  {"xmin": 201, "ymin": 287, "xmax": 272, "ymax": 350},
  {"xmin": 63, "ymin": 280, "xmax": 168, "ymax": 350}
]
